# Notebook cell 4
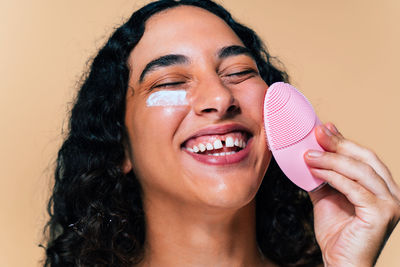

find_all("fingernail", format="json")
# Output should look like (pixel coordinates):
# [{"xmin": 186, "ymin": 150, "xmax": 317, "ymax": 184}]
[
  {"xmin": 331, "ymin": 124, "xmax": 339, "ymax": 134},
  {"xmin": 307, "ymin": 150, "xmax": 324, "ymax": 157},
  {"xmin": 322, "ymin": 126, "xmax": 333, "ymax": 136}
]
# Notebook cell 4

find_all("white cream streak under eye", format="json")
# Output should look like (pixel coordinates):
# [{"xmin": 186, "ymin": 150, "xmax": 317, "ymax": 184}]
[{"xmin": 146, "ymin": 90, "xmax": 188, "ymax": 107}]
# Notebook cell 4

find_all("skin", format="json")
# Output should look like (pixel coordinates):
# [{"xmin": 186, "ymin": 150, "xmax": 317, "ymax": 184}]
[
  {"xmin": 305, "ymin": 123, "xmax": 400, "ymax": 266},
  {"xmin": 123, "ymin": 5, "xmax": 400, "ymax": 267},
  {"xmin": 125, "ymin": 6, "xmax": 271, "ymax": 267}
]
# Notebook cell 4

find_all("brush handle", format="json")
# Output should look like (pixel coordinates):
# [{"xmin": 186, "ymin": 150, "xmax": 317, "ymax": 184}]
[{"xmin": 272, "ymin": 118, "xmax": 326, "ymax": 191}]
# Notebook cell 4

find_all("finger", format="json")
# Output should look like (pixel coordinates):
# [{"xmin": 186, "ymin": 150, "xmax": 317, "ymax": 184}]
[
  {"xmin": 307, "ymin": 181, "xmax": 341, "ymax": 206},
  {"xmin": 316, "ymin": 123, "xmax": 400, "ymax": 201},
  {"xmin": 325, "ymin": 122, "xmax": 343, "ymax": 138},
  {"xmin": 322, "ymin": 123, "xmax": 391, "ymax": 182},
  {"xmin": 314, "ymin": 124, "xmax": 340, "ymax": 153},
  {"xmin": 305, "ymin": 150, "xmax": 391, "ymax": 200},
  {"xmin": 336, "ymin": 140, "xmax": 399, "ymax": 200},
  {"xmin": 308, "ymin": 168, "xmax": 376, "ymax": 212}
]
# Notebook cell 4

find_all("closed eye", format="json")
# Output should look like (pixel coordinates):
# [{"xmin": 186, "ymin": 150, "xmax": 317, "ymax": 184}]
[
  {"xmin": 227, "ymin": 69, "xmax": 257, "ymax": 77},
  {"xmin": 223, "ymin": 68, "xmax": 259, "ymax": 84},
  {"xmin": 153, "ymin": 81, "xmax": 186, "ymax": 89}
]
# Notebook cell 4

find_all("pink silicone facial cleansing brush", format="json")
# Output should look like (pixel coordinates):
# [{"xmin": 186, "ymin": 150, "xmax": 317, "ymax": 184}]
[{"xmin": 263, "ymin": 82, "xmax": 326, "ymax": 192}]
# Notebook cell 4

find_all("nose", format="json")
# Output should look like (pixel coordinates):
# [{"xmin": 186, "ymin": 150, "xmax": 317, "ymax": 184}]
[{"xmin": 190, "ymin": 76, "xmax": 240, "ymax": 118}]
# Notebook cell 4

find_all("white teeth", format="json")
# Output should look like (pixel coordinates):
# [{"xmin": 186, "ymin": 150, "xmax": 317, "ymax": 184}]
[
  {"xmin": 193, "ymin": 145, "xmax": 199, "ymax": 153},
  {"xmin": 206, "ymin": 143, "xmax": 213, "ymax": 150},
  {"xmin": 239, "ymin": 140, "xmax": 246, "ymax": 148},
  {"xmin": 225, "ymin": 137, "xmax": 234, "ymax": 147},
  {"xmin": 198, "ymin": 143, "xmax": 206, "ymax": 152},
  {"xmin": 234, "ymin": 138, "xmax": 239, "ymax": 147},
  {"xmin": 213, "ymin": 139, "xmax": 223, "ymax": 149},
  {"xmin": 187, "ymin": 147, "xmax": 194, "ymax": 152}
]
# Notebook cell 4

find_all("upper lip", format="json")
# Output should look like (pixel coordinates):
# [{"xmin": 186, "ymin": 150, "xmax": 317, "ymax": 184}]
[{"xmin": 182, "ymin": 123, "xmax": 253, "ymax": 146}]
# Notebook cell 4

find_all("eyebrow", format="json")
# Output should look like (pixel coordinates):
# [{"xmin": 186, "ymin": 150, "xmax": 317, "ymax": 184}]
[
  {"xmin": 138, "ymin": 45, "xmax": 254, "ymax": 83},
  {"xmin": 139, "ymin": 54, "xmax": 189, "ymax": 82},
  {"xmin": 217, "ymin": 45, "xmax": 253, "ymax": 59}
]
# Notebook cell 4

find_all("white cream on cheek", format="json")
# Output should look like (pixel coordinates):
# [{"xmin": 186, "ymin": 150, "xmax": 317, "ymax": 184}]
[{"xmin": 146, "ymin": 90, "xmax": 188, "ymax": 107}]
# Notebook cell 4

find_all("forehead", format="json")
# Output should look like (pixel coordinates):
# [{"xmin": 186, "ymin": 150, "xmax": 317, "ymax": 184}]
[{"xmin": 128, "ymin": 5, "xmax": 244, "ymax": 78}]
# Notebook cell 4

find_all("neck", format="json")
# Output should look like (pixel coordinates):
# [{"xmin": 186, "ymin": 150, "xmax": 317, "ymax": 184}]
[{"xmin": 137, "ymin": 196, "xmax": 276, "ymax": 267}]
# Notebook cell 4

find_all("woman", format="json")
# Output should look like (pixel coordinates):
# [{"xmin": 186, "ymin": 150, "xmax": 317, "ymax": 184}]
[{"xmin": 44, "ymin": 0, "xmax": 400, "ymax": 266}]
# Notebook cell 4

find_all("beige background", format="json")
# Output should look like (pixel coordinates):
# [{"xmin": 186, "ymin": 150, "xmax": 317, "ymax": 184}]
[{"xmin": 1, "ymin": 0, "xmax": 399, "ymax": 266}]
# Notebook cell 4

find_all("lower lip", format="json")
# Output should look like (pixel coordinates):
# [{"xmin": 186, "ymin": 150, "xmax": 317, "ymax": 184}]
[{"xmin": 183, "ymin": 137, "xmax": 253, "ymax": 165}]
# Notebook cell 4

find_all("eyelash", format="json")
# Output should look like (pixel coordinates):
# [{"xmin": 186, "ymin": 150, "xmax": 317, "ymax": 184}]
[
  {"xmin": 226, "ymin": 69, "xmax": 257, "ymax": 77},
  {"xmin": 153, "ymin": 81, "xmax": 185, "ymax": 89}
]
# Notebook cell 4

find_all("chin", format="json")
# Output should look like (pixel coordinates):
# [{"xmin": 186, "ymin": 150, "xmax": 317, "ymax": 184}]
[{"xmin": 189, "ymin": 174, "xmax": 263, "ymax": 210}]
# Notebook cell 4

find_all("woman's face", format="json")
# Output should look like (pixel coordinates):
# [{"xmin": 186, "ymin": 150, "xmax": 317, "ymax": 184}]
[{"xmin": 125, "ymin": 6, "xmax": 271, "ymax": 209}]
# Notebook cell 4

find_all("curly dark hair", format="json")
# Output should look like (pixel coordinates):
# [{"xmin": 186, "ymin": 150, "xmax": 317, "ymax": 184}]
[{"xmin": 43, "ymin": 0, "xmax": 322, "ymax": 266}]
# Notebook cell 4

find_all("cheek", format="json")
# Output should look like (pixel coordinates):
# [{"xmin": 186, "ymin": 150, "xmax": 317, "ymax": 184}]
[
  {"xmin": 236, "ymin": 79, "xmax": 267, "ymax": 119},
  {"xmin": 140, "ymin": 106, "xmax": 188, "ymax": 137},
  {"xmin": 132, "ymin": 90, "xmax": 189, "ymax": 147},
  {"xmin": 237, "ymin": 79, "xmax": 269, "ymax": 157},
  {"xmin": 127, "ymin": 103, "xmax": 188, "ymax": 180}
]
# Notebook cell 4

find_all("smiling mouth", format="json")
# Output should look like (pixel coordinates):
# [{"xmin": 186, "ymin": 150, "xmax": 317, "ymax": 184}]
[{"xmin": 182, "ymin": 131, "xmax": 251, "ymax": 156}]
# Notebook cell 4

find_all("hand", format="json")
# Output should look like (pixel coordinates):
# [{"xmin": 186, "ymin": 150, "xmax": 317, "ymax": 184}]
[{"xmin": 304, "ymin": 123, "xmax": 400, "ymax": 267}]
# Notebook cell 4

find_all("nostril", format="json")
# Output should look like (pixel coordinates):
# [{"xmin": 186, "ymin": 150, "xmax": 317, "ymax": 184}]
[
  {"xmin": 197, "ymin": 98, "xmax": 240, "ymax": 116},
  {"xmin": 227, "ymin": 105, "xmax": 237, "ymax": 113},
  {"xmin": 227, "ymin": 104, "xmax": 240, "ymax": 114},
  {"xmin": 201, "ymin": 105, "xmax": 239, "ymax": 114},
  {"xmin": 202, "ymin": 108, "xmax": 217, "ymax": 113}
]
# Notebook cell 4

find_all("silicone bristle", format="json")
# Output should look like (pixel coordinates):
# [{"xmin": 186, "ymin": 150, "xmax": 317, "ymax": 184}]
[
  {"xmin": 265, "ymin": 83, "xmax": 291, "ymax": 113},
  {"xmin": 264, "ymin": 82, "xmax": 316, "ymax": 150}
]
